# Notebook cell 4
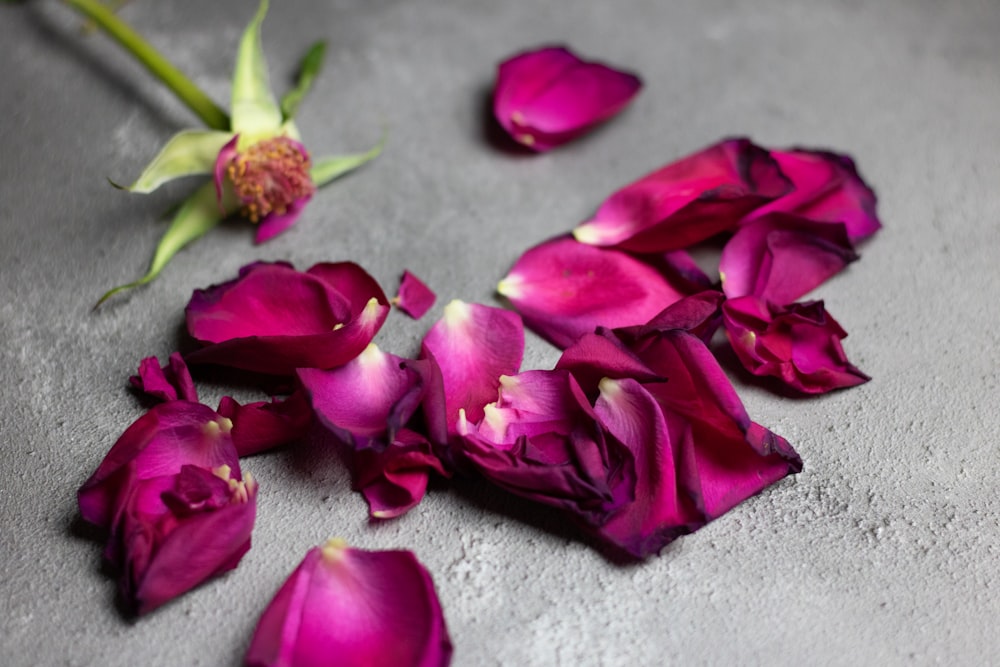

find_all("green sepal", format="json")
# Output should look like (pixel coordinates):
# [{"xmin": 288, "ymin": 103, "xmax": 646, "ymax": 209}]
[
  {"xmin": 95, "ymin": 182, "xmax": 226, "ymax": 306},
  {"xmin": 311, "ymin": 134, "xmax": 386, "ymax": 187},
  {"xmin": 281, "ymin": 41, "xmax": 326, "ymax": 122},
  {"xmin": 115, "ymin": 129, "xmax": 234, "ymax": 193},
  {"xmin": 230, "ymin": 0, "xmax": 283, "ymax": 137}
]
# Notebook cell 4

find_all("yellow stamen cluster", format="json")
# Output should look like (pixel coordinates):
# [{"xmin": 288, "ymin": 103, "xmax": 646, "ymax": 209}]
[{"xmin": 227, "ymin": 136, "xmax": 315, "ymax": 223}]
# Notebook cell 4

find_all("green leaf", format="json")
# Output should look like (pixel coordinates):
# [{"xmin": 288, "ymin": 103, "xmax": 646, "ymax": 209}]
[
  {"xmin": 311, "ymin": 135, "xmax": 386, "ymax": 187},
  {"xmin": 281, "ymin": 41, "xmax": 326, "ymax": 122},
  {"xmin": 96, "ymin": 182, "xmax": 225, "ymax": 306},
  {"xmin": 115, "ymin": 129, "xmax": 233, "ymax": 193},
  {"xmin": 230, "ymin": 0, "xmax": 282, "ymax": 136}
]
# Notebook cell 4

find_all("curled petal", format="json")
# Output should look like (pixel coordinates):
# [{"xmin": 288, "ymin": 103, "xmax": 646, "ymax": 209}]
[
  {"xmin": 78, "ymin": 401, "xmax": 240, "ymax": 530},
  {"xmin": 748, "ymin": 148, "xmax": 881, "ymax": 242},
  {"xmin": 130, "ymin": 352, "xmax": 199, "ymax": 403},
  {"xmin": 185, "ymin": 262, "xmax": 389, "ymax": 375},
  {"xmin": 722, "ymin": 296, "xmax": 869, "ymax": 394},
  {"xmin": 253, "ymin": 196, "xmax": 309, "ymax": 244},
  {"xmin": 245, "ymin": 540, "xmax": 452, "ymax": 667},
  {"xmin": 615, "ymin": 290, "xmax": 725, "ymax": 346},
  {"xmin": 420, "ymin": 301, "xmax": 524, "ymax": 432},
  {"xmin": 494, "ymin": 45, "xmax": 642, "ymax": 151},
  {"xmin": 720, "ymin": 213, "xmax": 858, "ymax": 304},
  {"xmin": 217, "ymin": 391, "xmax": 313, "ymax": 457},
  {"xmin": 393, "ymin": 270, "xmax": 437, "ymax": 320},
  {"xmin": 573, "ymin": 138, "xmax": 792, "ymax": 251},
  {"xmin": 354, "ymin": 429, "xmax": 449, "ymax": 519},
  {"xmin": 498, "ymin": 235, "xmax": 690, "ymax": 348}
]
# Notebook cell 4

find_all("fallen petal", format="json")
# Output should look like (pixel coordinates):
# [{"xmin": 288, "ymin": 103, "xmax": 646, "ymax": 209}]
[
  {"xmin": 393, "ymin": 270, "xmax": 437, "ymax": 319},
  {"xmin": 130, "ymin": 352, "xmax": 198, "ymax": 403},
  {"xmin": 217, "ymin": 391, "xmax": 313, "ymax": 456}
]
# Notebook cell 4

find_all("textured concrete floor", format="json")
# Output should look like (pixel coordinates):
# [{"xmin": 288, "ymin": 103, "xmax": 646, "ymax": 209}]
[{"xmin": 2, "ymin": 0, "xmax": 999, "ymax": 665}]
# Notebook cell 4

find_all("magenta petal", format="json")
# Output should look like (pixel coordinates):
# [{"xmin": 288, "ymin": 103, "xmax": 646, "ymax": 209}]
[
  {"xmin": 591, "ymin": 377, "xmax": 703, "ymax": 557},
  {"xmin": 393, "ymin": 270, "xmax": 437, "ymax": 319},
  {"xmin": 185, "ymin": 262, "xmax": 389, "ymax": 375},
  {"xmin": 78, "ymin": 401, "xmax": 240, "ymax": 529},
  {"xmin": 129, "ymin": 352, "xmax": 198, "ymax": 403},
  {"xmin": 722, "ymin": 296, "xmax": 870, "ymax": 394},
  {"xmin": 494, "ymin": 45, "xmax": 642, "ymax": 151},
  {"xmin": 254, "ymin": 195, "xmax": 310, "ymax": 244},
  {"xmin": 130, "ymin": 471, "xmax": 257, "ymax": 614},
  {"xmin": 217, "ymin": 391, "xmax": 313, "ymax": 457},
  {"xmin": 355, "ymin": 429, "xmax": 448, "ymax": 519},
  {"xmin": 213, "ymin": 134, "xmax": 240, "ymax": 210},
  {"xmin": 573, "ymin": 138, "xmax": 793, "ymax": 251},
  {"xmin": 720, "ymin": 213, "xmax": 859, "ymax": 304},
  {"xmin": 616, "ymin": 290, "xmax": 725, "ymax": 346},
  {"xmin": 420, "ymin": 301, "xmax": 524, "ymax": 432},
  {"xmin": 748, "ymin": 148, "xmax": 881, "ymax": 242},
  {"xmin": 498, "ymin": 235, "xmax": 690, "ymax": 348},
  {"xmin": 245, "ymin": 541, "xmax": 452, "ymax": 667}
]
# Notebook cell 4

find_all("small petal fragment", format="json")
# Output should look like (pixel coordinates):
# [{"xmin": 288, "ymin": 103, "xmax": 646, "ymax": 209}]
[
  {"xmin": 420, "ymin": 301, "xmax": 524, "ymax": 432},
  {"xmin": 498, "ymin": 235, "xmax": 690, "ymax": 348},
  {"xmin": 185, "ymin": 261, "xmax": 389, "ymax": 375},
  {"xmin": 719, "ymin": 213, "xmax": 858, "ymax": 304},
  {"xmin": 573, "ymin": 138, "xmax": 792, "ymax": 252},
  {"xmin": 245, "ymin": 541, "xmax": 452, "ymax": 667},
  {"xmin": 393, "ymin": 270, "xmax": 437, "ymax": 319},
  {"xmin": 494, "ymin": 45, "xmax": 642, "ymax": 151},
  {"xmin": 217, "ymin": 391, "xmax": 313, "ymax": 456},
  {"xmin": 747, "ymin": 148, "xmax": 881, "ymax": 242},
  {"xmin": 722, "ymin": 296, "xmax": 870, "ymax": 394},
  {"xmin": 130, "ymin": 352, "xmax": 199, "ymax": 403}
]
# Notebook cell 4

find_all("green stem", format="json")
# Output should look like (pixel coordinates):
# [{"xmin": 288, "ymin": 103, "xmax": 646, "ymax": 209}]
[{"xmin": 63, "ymin": 0, "xmax": 230, "ymax": 130}]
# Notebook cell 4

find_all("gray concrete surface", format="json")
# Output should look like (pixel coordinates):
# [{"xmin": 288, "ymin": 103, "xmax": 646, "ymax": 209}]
[{"xmin": 2, "ymin": 0, "xmax": 999, "ymax": 665}]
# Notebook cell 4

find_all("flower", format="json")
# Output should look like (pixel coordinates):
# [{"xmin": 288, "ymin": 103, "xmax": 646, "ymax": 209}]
[
  {"xmin": 245, "ymin": 539, "xmax": 452, "ymax": 667},
  {"xmin": 184, "ymin": 261, "xmax": 389, "ymax": 375},
  {"xmin": 722, "ymin": 296, "xmax": 869, "ymax": 394},
  {"xmin": 572, "ymin": 138, "xmax": 792, "ymax": 252},
  {"xmin": 297, "ymin": 344, "xmax": 449, "ymax": 519},
  {"xmin": 493, "ymin": 45, "xmax": 642, "ymax": 151},
  {"xmin": 97, "ymin": 0, "xmax": 382, "ymax": 304},
  {"xmin": 497, "ymin": 235, "xmax": 707, "ymax": 348},
  {"xmin": 77, "ymin": 401, "xmax": 257, "ymax": 614},
  {"xmin": 719, "ymin": 212, "xmax": 858, "ymax": 304}
]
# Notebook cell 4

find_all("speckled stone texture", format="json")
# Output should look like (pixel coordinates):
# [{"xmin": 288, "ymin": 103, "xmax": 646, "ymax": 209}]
[{"xmin": 2, "ymin": 0, "xmax": 998, "ymax": 665}]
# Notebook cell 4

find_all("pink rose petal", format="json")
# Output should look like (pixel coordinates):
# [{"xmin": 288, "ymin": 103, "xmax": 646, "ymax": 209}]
[
  {"xmin": 185, "ymin": 261, "xmax": 389, "ymax": 375},
  {"xmin": 245, "ymin": 540, "xmax": 452, "ymax": 667},
  {"xmin": 217, "ymin": 391, "xmax": 313, "ymax": 457},
  {"xmin": 722, "ymin": 296, "xmax": 870, "ymax": 394},
  {"xmin": 747, "ymin": 148, "xmax": 881, "ymax": 242},
  {"xmin": 420, "ymin": 301, "xmax": 524, "ymax": 433},
  {"xmin": 719, "ymin": 213, "xmax": 858, "ymax": 304},
  {"xmin": 498, "ymin": 235, "xmax": 691, "ymax": 348},
  {"xmin": 394, "ymin": 270, "xmax": 437, "ymax": 319},
  {"xmin": 494, "ymin": 45, "xmax": 642, "ymax": 151},
  {"xmin": 130, "ymin": 352, "xmax": 198, "ymax": 403},
  {"xmin": 573, "ymin": 138, "xmax": 792, "ymax": 251}
]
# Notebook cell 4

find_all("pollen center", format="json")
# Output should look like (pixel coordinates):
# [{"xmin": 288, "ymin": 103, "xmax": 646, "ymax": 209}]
[{"xmin": 226, "ymin": 136, "xmax": 316, "ymax": 223}]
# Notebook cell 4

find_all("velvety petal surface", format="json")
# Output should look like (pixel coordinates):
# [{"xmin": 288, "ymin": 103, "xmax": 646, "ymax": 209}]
[
  {"xmin": 494, "ymin": 45, "xmax": 642, "ymax": 151},
  {"xmin": 722, "ymin": 296, "xmax": 870, "ymax": 393},
  {"xmin": 498, "ymin": 235, "xmax": 690, "ymax": 348},
  {"xmin": 217, "ymin": 391, "xmax": 313, "ymax": 456},
  {"xmin": 720, "ymin": 213, "xmax": 859, "ymax": 304},
  {"xmin": 185, "ymin": 261, "xmax": 389, "ymax": 375},
  {"xmin": 420, "ymin": 301, "xmax": 524, "ymax": 432},
  {"xmin": 747, "ymin": 148, "xmax": 881, "ymax": 242},
  {"xmin": 573, "ymin": 138, "xmax": 792, "ymax": 251},
  {"xmin": 394, "ymin": 270, "xmax": 437, "ymax": 319},
  {"xmin": 245, "ymin": 540, "xmax": 452, "ymax": 667},
  {"xmin": 130, "ymin": 352, "xmax": 199, "ymax": 403}
]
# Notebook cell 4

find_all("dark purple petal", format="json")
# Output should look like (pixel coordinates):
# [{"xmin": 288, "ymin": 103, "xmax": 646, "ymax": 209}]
[
  {"xmin": 720, "ymin": 213, "xmax": 859, "ymax": 304},
  {"xmin": 130, "ymin": 352, "xmax": 198, "ymax": 403},
  {"xmin": 498, "ymin": 235, "xmax": 691, "ymax": 348},
  {"xmin": 747, "ymin": 148, "xmax": 881, "ymax": 242},
  {"xmin": 393, "ymin": 270, "xmax": 437, "ymax": 319},
  {"xmin": 420, "ymin": 301, "xmax": 524, "ymax": 433},
  {"xmin": 615, "ymin": 290, "xmax": 726, "ymax": 346},
  {"xmin": 245, "ymin": 541, "xmax": 452, "ymax": 667},
  {"xmin": 722, "ymin": 296, "xmax": 870, "ymax": 393},
  {"xmin": 217, "ymin": 391, "xmax": 313, "ymax": 457},
  {"xmin": 185, "ymin": 262, "xmax": 389, "ymax": 375},
  {"xmin": 78, "ymin": 401, "xmax": 240, "ymax": 530},
  {"xmin": 494, "ymin": 45, "xmax": 642, "ymax": 151},
  {"xmin": 573, "ymin": 138, "xmax": 793, "ymax": 251}
]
